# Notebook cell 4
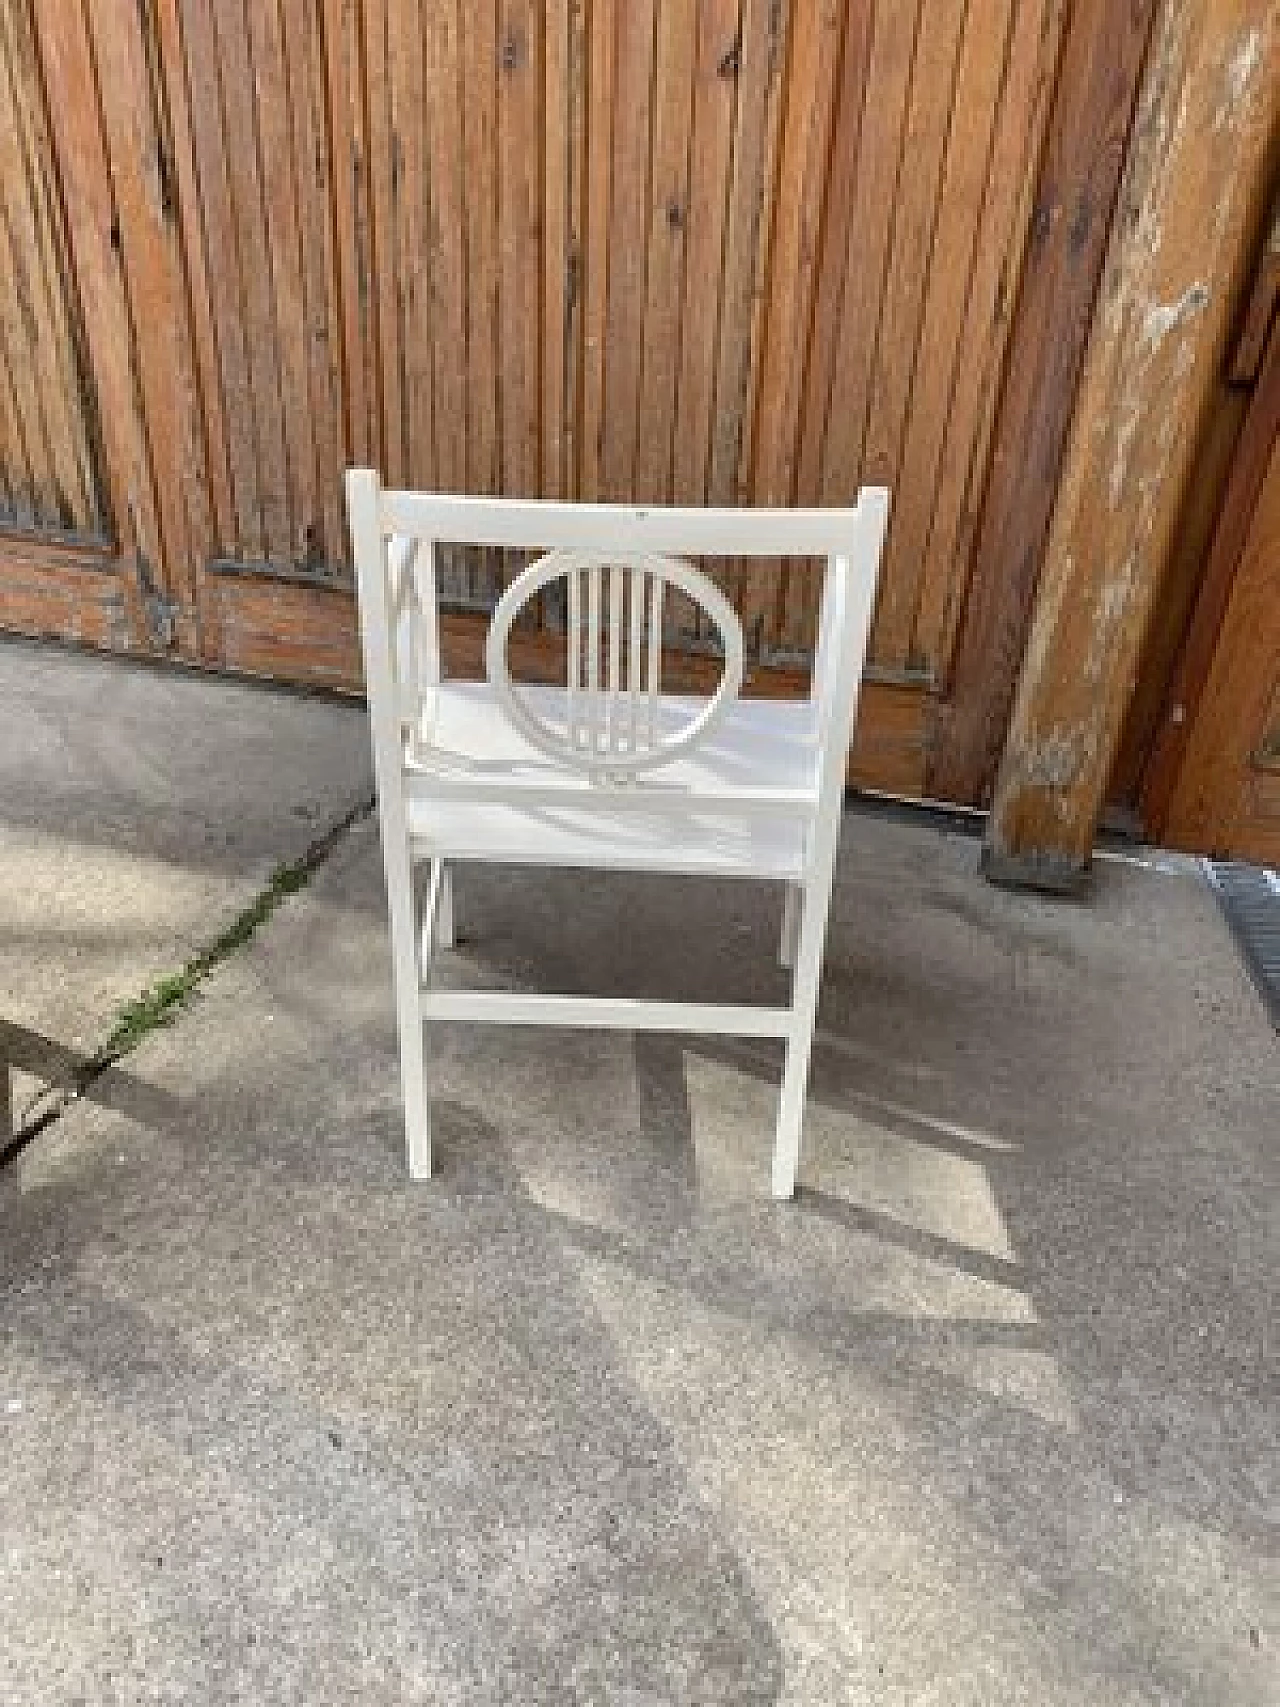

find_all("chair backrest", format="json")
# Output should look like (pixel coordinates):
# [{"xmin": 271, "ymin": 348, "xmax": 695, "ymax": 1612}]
[
  {"xmin": 347, "ymin": 478, "xmax": 889, "ymax": 799},
  {"xmin": 487, "ymin": 548, "xmax": 744, "ymax": 778}
]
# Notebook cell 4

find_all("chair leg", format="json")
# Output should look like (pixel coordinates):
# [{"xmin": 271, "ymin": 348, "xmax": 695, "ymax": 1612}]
[
  {"xmin": 391, "ymin": 855, "xmax": 431, "ymax": 1180},
  {"xmin": 772, "ymin": 872, "xmax": 832, "ymax": 1199},
  {"xmin": 436, "ymin": 863, "xmax": 455, "ymax": 950},
  {"xmin": 779, "ymin": 883, "xmax": 801, "ymax": 969}
]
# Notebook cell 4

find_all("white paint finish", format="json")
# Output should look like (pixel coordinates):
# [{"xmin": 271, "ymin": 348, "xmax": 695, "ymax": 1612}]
[
  {"xmin": 349, "ymin": 472, "xmax": 889, "ymax": 1193},
  {"xmin": 420, "ymin": 992, "xmax": 794, "ymax": 1037},
  {"xmin": 378, "ymin": 486, "xmax": 880, "ymax": 555},
  {"xmin": 485, "ymin": 548, "xmax": 745, "ymax": 777}
]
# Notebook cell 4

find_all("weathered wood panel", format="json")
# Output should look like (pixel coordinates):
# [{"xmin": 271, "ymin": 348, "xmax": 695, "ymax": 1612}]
[
  {"xmin": 985, "ymin": 0, "xmax": 1278, "ymax": 888},
  {"xmin": 931, "ymin": 0, "xmax": 1160, "ymax": 806},
  {"xmin": 5, "ymin": 0, "xmax": 1224, "ymax": 846},
  {"xmin": 0, "ymin": 0, "xmax": 104, "ymax": 537},
  {"xmin": 1159, "ymin": 333, "xmax": 1280, "ymax": 864}
]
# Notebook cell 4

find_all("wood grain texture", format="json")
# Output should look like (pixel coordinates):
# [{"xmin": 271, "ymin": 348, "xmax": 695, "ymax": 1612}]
[
  {"xmin": 1143, "ymin": 315, "xmax": 1280, "ymax": 849},
  {"xmin": 7, "ymin": 0, "xmax": 1275, "ymax": 853},
  {"xmin": 250, "ymin": 0, "xmax": 316, "ymax": 553},
  {"xmin": 864, "ymin": 0, "xmax": 970, "ymax": 664},
  {"xmin": 152, "ymin": 0, "xmax": 231, "ymax": 558},
  {"xmin": 708, "ymin": 0, "xmax": 788, "ymax": 512},
  {"xmin": 818, "ymin": 0, "xmax": 920, "ymax": 512},
  {"xmin": 86, "ymin": 0, "xmax": 212, "ymax": 622},
  {"xmin": 395, "ymin": 0, "xmax": 435, "ymax": 491},
  {"xmin": 498, "ymin": 0, "xmax": 541, "ymax": 500},
  {"xmin": 0, "ymin": 3, "xmax": 66, "ymax": 526},
  {"xmin": 1159, "ymin": 330, "xmax": 1280, "ymax": 863},
  {"xmin": 748, "ymin": 0, "xmax": 842, "ymax": 645},
  {"xmin": 931, "ymin": 0, "xmax": 1157, "ymax": 805},
  {"xmin": 426, "ymin": 0, "xmax": 467, "ymax": 492},
  {"xmin": 672, "ymin": 0, "xmax": 741, "ymax": 508},
  {"xmin": 323, "ymin": 0, "xmax": 377, "ymax": 467},
  {"xmin": 365, "ymin": 0, "xmax": 402, "ymax": 486},
  {"xmin": 579, "ymin": 0, "xmax": 613, "ymax": 502},
  {"xmin": 178, "ymin": 0, "xmax": 262, "ymax": 557},
  {"xmin": 283, "ymin": 0, "xmax": 347, "ymax": 565},
  {"xmin": 0, "ymin": 0, "xmax": 101, "ymax": 532},
  {"xmin": 1112, "ymin": 185, "xmax": 1280, "ymax": 812},
  {"xmin": 635, "ymin": 0, "xmax": 697, "ymax": 506},
  {"xmin": 985, "ymin": 0, "xmax": 1279, "ymax": 887},
  {"xmin": 600, "ymin": 0, "xmax": 656, "ymax": 500},
  {"xmin": 211, "ymin": 0, "xmax": 291, "ymax": 561},
  {"xmin": 910, "ymin": 0, "xmax": 1067, "ymax": 685},
  {"xmin": 28, "ymin": 0, "xmax": 160, "ymax": 601},
  {"xmin": 791, "ymin": 0, "xmax": 873, "ymax": 506}
]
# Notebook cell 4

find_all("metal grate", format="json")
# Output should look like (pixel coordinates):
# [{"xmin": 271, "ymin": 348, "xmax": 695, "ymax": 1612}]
[{"xmin": 1205, "ymin": 861, "xmax": 1280, "ymax": 1030}]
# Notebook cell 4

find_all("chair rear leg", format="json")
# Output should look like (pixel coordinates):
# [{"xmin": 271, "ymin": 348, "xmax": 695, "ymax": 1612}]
[
  {"xmin": 779, "ymin": 883, "xmax": 801, "ymax": 968},
  {"xmin": 772, "ymin": 870, "xmax": 833, "ymax": 1199},
  {"xmin": 390, "ymin": 853, "xmax": 431, "ymax": 1179},
  {"xmin": 436, "ymin": 863, "xmax": 455, "ymax": 950}
]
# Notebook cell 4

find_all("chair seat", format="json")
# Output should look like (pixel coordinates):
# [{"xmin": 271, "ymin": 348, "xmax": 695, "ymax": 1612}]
[{"xmin": 404, "ymin": 681, "xmax": 817, "ymax": 877}]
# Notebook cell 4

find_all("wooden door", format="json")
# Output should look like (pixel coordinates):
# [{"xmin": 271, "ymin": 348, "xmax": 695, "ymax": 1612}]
[
  {"xmin": 0, "ymin": 1, "xmax": 1160, "ymax": 818},
  {"xmin": 0, "ymin": 0, "xmax": 119, "ymax": 641},
  {"xmin": 1147, "ymin": 310, "xmax": 1280, "ymax": 864}
]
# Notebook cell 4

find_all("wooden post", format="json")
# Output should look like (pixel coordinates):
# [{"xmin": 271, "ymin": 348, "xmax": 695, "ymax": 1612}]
[
  {"xmin": 984, "ymin": 0, "xmax": 1278, "ymax": 891},
  {"xmin": 928, "ymin": 0, "xmax": 1160, "ymax": 807}
]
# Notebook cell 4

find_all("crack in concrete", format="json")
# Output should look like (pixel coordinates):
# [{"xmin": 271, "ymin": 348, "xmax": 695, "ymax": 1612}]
[{"xmin": 0, "ymin": 794, "xmax": 375, "ymax": 1171}]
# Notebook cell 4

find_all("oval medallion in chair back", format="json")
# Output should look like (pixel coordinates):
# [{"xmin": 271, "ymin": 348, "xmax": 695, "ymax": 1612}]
[{"xmin": 485, "ymin": 550, "xmax": 745, "ymax": 779}]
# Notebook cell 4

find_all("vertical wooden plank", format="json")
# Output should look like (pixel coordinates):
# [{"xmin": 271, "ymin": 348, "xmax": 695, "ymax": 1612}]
[
  {"xmin": 462, "ymin": 0, "xmax": 498, "ymax": 494},
  {"xmin": 0, "ymin": 321, "xmax": 29, "ymax": 522},
  {"xmin": 817, "ymin": 0, "xmax": 921, "ymax": 511},
  {"xmin": 0, "ymin": 0, "xmax": 101, "ymax": 530},
  {"xmin": 1152, "ymin": 328, "xmax": 1280, "ymax": 855},
  {"xmin": 792, "ymin": 0, "xmax": 873, "ymax": 508},
  {"xmin": 562, "ymin": 0, "xmax": 587, "ymax": 499},
  {"xmin": 985, "ymin": 0, "xmax": 1277, "ymax": 889},
  {"xmin": 542, "ymin": 0, "xmax": 570, "ymax": 498},
  {"xmin": 746, "ymin": 0, "xmax": 843, "ymax": 643},
  {"xmin": 497, "ymin": 0, "xmax": 541, "ymax": 499},
  {"xmin": 931, "ymin": 0, "xmax": 1159, "ymax": 805},
  {"xmin": 151, "ymin": 0, "xmax": 233, "ymax": 558},
  {"xmin": 708, "ymin": 0, "xmax": 789, "ymax": 511},
  {"xmin": 28, "ymin": 0, "xmax": 158, "ymax": 607},
  {"xmin": 750, "ymin": 0, "xmax": 844, "ymax": 506},
  {"xmin": 634, "ymin": 0, "xmax": 697, "ymax": 505},
  {"xmin": 391, "ymin": 0, "xmax": 433, "ymax": 493},
  {"xmin": 1113, "ymin": 195, "xmax": 1279, "ymax": 813},
  {"xmin": 863, "ymin": 0, "xmax": 969, "ymax": 664},
  {"xmin": 579, "ymin": 0, "xmax": 614, "ymax": 502},
  {"xmin": 211, "ymin": 0, "xmax": 290, "ymax": 560},
  {"xmin": 87, "ymin": 0, "xmax": 213, "ymax": 625},
  {"xmin": 283, "ymin": 0, "xmax": 347, "ymax": 566},
  {"xmin": 599, "ymin": 0, "xmax": 656, "ymax": 500},
  {"xmin": 249, "ymin": 0, "xmax": 317, "ymax": 557},
  {"xmin": 425, "ymin": 0, "xmax": 467, "ymax": 491},
  {"xmin": 671, "ymin": 0, "xmax": 742, "ymax": 508},
  {"xmin": 323, "ymin": 0, "xmax": 377, "ymax": 467},
  {"xmin": 0, "ymin": 14, "xmax": 61, "ymax": 525},
  {"xmin": 365, "ymin": 0, "xmax": 402, "ymax": 485},
  {"xmin": 870, "ymin": 0, "xmax": 1013, "ymax": 672},
  {"xmin": 911, "ymin": 0, "xmax": 1068, "ymax": 680},
  {"xmin": 177, "ymin": 0, "xmax": 262, "ymax": 558}
]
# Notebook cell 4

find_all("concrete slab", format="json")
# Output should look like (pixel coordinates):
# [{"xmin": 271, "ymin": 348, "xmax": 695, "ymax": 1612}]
[
  {"xmin": 1, "ymin": 805, "xmax": 1274, "ymax": 1704},
  {"xmin": 0, "ymin": 638, "xmax": 371, "ymax": 1113}
]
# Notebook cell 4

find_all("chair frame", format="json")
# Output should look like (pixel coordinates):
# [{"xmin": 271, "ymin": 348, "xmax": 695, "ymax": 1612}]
[{"xmin": 348, "ymin": 471, "xmax": 888, "ymax": 1198}]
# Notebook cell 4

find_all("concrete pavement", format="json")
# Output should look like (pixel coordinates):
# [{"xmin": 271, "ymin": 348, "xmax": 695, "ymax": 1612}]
[{"xmin": 0, "ymin": 639, "xmax": 1275, "ymax": 1704}]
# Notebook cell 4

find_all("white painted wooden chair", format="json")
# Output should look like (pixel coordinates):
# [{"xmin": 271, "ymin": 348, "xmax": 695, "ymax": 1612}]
[{"xmin": 348, "ymin": 472, "xmax": 888, "ymax": 1197}]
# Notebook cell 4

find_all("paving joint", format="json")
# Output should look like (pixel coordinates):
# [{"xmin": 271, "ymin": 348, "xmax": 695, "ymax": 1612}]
[{"xmin": 1, "ymin": 793, "xmax": 375, "ymax": 1169}]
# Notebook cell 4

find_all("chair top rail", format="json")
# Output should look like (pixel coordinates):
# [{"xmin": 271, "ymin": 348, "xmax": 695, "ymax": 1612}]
[{"xmin": 376, "ymin": 483, "xmax": 888, "ymax": 557}]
